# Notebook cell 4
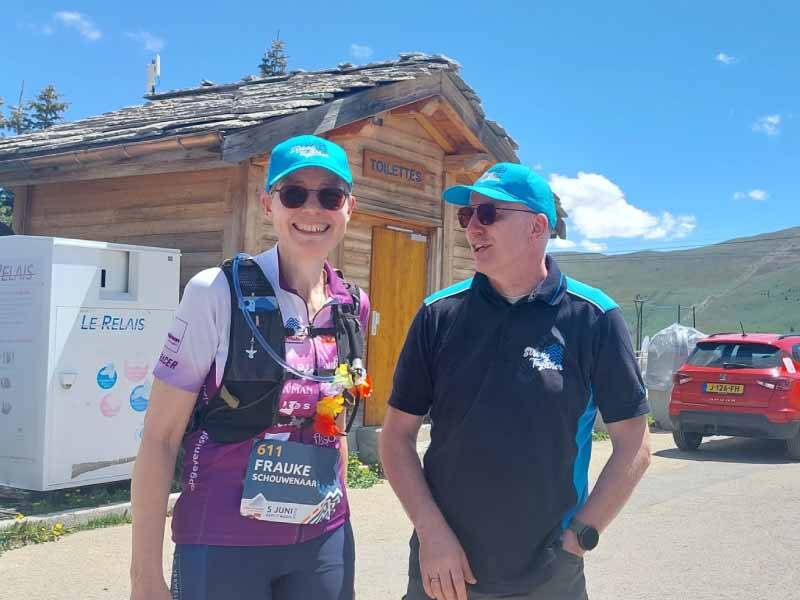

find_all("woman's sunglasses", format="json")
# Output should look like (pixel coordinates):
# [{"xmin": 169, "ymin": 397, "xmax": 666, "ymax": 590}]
[
  {"xmin": 456, "ymin": 204, "xmax": 534, "ymax": 228},
  {"xmin": 275, "ymin": 185, "xmax": 350, "ymax": 211}
]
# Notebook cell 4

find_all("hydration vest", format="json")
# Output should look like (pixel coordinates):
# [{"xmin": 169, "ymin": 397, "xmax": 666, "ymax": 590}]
[{"xmin": 191, "ymin": 257, "xmax": 366, "ymax": 444}]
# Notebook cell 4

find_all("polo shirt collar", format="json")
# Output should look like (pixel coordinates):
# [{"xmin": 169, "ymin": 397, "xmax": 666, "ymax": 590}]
[{"xmin": 472, "ymin": 254, "xmax": 566, "ymax": 306}]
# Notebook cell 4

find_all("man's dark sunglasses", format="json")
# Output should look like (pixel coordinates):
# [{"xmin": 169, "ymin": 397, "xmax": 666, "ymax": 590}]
[
  {"xmin": 456, "ymin": 204, "xmax": 534, "ymax": 228},
  {"xmin": 276, "ymin": 185, "xmax": 349, "ymax": 211}
]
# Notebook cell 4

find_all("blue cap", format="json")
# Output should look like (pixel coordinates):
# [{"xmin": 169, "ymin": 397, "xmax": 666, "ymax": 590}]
[
  {"xmin": 442, "ymin": 162, "xmax": 556, "ymax": 229},
  {"xmin": 266, "ymin": 135, "xmax": 353, "ymax": 189}
]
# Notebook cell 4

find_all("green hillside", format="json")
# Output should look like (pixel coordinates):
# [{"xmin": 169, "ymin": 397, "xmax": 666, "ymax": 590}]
[{"xmin": 554, "ymin": 227, "xmax": 800, "ymax": 346}]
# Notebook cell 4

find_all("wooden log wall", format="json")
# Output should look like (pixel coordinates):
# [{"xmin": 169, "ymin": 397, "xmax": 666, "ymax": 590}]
[
  {"xmin": 329, "ymin": 113, "xmax": 445, "ymax": 228},
  {"xmin": 27, "ymin": 167, "xmax": 236, "ymax": 289}
]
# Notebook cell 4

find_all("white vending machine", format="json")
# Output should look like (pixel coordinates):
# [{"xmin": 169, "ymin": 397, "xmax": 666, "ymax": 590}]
[{"xmin": 0, "ymin": 236, "xmax": 180, "ymax": 491}]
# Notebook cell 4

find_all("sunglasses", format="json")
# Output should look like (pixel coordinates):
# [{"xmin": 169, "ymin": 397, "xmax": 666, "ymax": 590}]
[
  {"xmin": 275, "ymin": 185, "xmax": 350, "ymax": 211},
  {"xmin": 456, "ymin": 204, "xmax": 534, "ymax": 228}
]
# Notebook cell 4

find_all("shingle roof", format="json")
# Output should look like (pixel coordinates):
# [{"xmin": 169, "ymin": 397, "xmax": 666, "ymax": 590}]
[{"xmin": 0, "ymin": 53, "xmax": 517, "ymax": 161}]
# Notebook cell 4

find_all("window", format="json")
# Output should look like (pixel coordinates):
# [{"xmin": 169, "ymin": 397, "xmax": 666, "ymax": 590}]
[{"xmin": 687, "ymin": 342, "xmax": 782, "ymax": 368}]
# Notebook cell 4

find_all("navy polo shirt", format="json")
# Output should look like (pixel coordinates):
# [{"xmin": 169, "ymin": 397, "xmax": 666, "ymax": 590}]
[{"xmin": 389, "ymin": 255, "xmax": 649, "ymax": 595}]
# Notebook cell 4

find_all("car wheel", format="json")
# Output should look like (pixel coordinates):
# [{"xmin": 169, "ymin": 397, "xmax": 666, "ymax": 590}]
[
  {"xmin": 673, "ymin": 429, "xmax": 703, "ymax": 451},
  {"xmin": 786, "ymin": 431, "xmax": 800, "ymax": 461}
]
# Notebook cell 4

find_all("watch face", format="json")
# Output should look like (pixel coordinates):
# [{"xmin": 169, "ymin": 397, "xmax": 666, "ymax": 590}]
[{"xmin": 579, "ymin": 527, "xmax": 600, "ymax": 551}]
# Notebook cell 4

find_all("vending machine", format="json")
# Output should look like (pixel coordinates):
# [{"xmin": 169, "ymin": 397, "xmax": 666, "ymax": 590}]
[{"xmin": 0, "ymin": 236, "xmax": 180, "ymax": 491}]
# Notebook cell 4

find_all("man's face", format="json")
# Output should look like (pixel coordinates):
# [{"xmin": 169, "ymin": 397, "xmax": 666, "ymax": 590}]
[
  {"xmin": 262, "ymin": 167, "xmax": 355, "ymax": 259},
  {"xmin": 464, "ymin": 193, "xmax": 548, "ymax": 279}
]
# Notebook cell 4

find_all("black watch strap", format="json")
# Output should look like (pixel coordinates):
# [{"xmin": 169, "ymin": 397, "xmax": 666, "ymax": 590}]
[{"xmin": 567, "ymin": 519, "xmax": 599, "ymax": 551}]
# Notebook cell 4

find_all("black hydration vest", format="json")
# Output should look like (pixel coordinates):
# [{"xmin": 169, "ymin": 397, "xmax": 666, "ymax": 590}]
[{"xmin": 191, "ymin": 257, "xmax": 366, "ymax": 444}]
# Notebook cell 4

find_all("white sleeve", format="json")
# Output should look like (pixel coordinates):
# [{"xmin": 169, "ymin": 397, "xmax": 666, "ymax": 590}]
[{"xmin": 152, "ymin": 267, "xmax": 230, "ymax": 393}]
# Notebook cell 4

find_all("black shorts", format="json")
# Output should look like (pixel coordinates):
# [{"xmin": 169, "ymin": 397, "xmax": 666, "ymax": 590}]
[{"xmin": 403, "ymin": 545, "xmax": 588, "ymax": 600}]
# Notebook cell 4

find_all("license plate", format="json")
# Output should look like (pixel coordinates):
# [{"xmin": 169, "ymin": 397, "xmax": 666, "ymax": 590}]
[{"xmin": 703, "ymin": 383, "xmax": 744, "ymax": 394}]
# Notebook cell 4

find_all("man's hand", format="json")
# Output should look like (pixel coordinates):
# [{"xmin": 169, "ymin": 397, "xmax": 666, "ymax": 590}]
[
  {"xmin": 560, "ymin": 528, "xmax": 586, "ymax": 558},
  {"xmin": 418, "ymin": 522, "xmax": 477, "ymax": 600}
]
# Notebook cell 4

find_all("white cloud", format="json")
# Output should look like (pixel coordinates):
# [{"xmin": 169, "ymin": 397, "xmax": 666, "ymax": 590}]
[
  {"xmin": 126, "ymin": 31, "xmax": 165, "ymax": 52},
  {"xmin": 54, "ymin": 11, "xmax": 102, "ymax": 41},
  {"xmin": 548, "ymin": 238, "xmax": 577, "ymax": 250},
  {"xmin": 533, "ymin": 163, "xmax": 543, "ymax": 171},
  {"xmin": 580, "ymin": 240, "xmax": 607, "ymax": 253},
  {"xmin": 715, "ymin": 52, "xmax": 737, "ymax": 65},
  {"xmin": 752, "ymin": 114, "xmax": 781, "ymax": 136},
  {"xmin": 349, "ymin": 44, "xmax": 373, "ymax": 60},
  {"xmin": 549, "ymin": 172, "xmax": 697, "ymax": 242},
  {"xmin": 735, "ymin": 189, "xmax": 769, "ymax": 201}
]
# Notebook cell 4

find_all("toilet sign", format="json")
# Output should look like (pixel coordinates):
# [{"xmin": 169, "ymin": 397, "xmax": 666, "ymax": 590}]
[{"xmin": 363, "ymin": 150, "xmax": 425, "ymax": 189}]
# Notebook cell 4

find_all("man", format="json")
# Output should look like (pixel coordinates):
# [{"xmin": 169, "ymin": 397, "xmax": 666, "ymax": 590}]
[{"xmin": 380, "ymin": 163, "xmax": 651, "ymax": 600}]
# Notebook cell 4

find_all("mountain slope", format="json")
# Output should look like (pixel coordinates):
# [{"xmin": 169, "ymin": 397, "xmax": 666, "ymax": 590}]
[{"xmin": 554, "ymin": 227, "xmax": 800, "ymax": 343}]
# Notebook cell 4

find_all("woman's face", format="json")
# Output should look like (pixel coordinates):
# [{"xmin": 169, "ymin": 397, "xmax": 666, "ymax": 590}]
[{"xmin": 262, "ymin": 167, "xmax": 355, "ymax": 260}]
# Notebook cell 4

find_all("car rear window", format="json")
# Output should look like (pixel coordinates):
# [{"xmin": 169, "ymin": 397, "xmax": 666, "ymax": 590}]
[{"xmin": 687, "ymin": 341, "xmax": 783, "ymax": 368}]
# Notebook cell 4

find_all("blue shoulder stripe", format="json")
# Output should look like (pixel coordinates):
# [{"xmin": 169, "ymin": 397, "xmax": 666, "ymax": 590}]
[
  {"xmin": 424, "ymin": 278, "xmax": 473, "ymax": 306},
  {"xmin": 565, "ymin": 276, "xmax": 618, "ymax": 313}
]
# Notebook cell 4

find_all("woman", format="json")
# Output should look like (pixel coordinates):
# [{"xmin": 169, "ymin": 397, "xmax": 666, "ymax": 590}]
[{"xmin": 130, "ymin": 135, "xmax": 370, "ymax": 600}]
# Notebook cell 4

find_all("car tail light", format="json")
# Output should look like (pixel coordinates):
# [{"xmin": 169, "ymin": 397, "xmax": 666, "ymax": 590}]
[
  {"xmin": 757, "ymin": 377, "xmax": 792, "ymax": 391},
  {"xmin": 673, "ymin": 372, "xmax": 693, "ymax": 385}
]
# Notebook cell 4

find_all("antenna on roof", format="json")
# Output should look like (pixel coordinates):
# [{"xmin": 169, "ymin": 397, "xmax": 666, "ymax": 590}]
[
  {"xmin": 739, "ymin": 321, "xmax": 747, "ymax": 337},
  {"xmin": 146, "ymin": 54, "xmax": 161, "ymax": 95}
]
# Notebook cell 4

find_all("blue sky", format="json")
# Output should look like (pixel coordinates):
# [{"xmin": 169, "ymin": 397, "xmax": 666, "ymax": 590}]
[{"xmin": 3, "ymin": 1, "xmax": 798, "ymax": 253}]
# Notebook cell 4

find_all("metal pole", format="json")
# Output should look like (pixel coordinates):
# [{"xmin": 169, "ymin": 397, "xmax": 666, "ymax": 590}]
[
  {"xmin": 693, "ymin": 306, "xmax": 696, "ymax": 329},
  {"xmin": 634, "ymin": 296, "xmax": 644, "ymax": 351},
  {"xmin": 677, "ymin": 304, "xmax": 681, "ymax": 324}
]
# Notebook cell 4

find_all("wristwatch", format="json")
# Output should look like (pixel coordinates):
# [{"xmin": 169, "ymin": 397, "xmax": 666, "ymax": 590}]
[{"xmin": 567, "ymin": 519, "xmax": 600, "ymax": 551}]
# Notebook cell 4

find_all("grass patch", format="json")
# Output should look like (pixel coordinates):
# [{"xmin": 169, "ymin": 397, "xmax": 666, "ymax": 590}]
[
  {"xmin": 0, "ymin": 481, "xmax": 131, "ymax": 517},
  {"xmin": 592, "ymin": 430, "xmax": 610, "ymax": 441},
  {"xmin": 346, "ymin": 453, "xmax": 382, "ymax": 489},
  {"xmin": 0, "ymin": 511, "xmax": 132, "ymax": 556}
]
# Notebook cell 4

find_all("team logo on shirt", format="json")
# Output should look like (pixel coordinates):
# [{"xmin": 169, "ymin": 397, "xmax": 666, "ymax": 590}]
[
  {"xmin": 523, "ymin": 343, "xmax": 564, "ymax": 372},
  {"xmin": 165, "ymin": 317, "xmax": 188, "ymax": 353}
]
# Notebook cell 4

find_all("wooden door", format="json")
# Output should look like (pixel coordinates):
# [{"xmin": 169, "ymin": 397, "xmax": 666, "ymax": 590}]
[{"xmin": 365, "ymin": 226, "xmax": 428, "ymax": 426}]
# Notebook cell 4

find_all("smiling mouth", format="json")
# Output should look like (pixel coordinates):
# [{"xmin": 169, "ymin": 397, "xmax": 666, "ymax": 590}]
[
  {"xmin": 293, "ymin": 224, "xmax": 330, "ymax": 234},
  {"xmin": 472, "ymin": 243, "xmax": 491, "ymax": 253}
]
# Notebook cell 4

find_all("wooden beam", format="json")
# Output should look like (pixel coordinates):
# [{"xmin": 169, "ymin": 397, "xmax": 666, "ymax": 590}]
[
  {"xmin": 0, "ymin": 145, "xmax": 226, "ymax": 186},
  {"xmin": 428, "ymin": 225, "xmax": 443, "ymax": 295},
  {"xmin": 441, "ymin": 172, "xmax": 457, "ymax": 287},
  {"xmin": 412, "ymin": 112, "xmax": 457, "ymax": 153},
  {"xmin": 388, "ymin": 97, "xmax": 458, "ymax": 153},
  {"xmin": 326, "ymin": 118, "xmax": 372, "ymax": 139},
  {"xmin": 439, "ymin": 73, "xmax": 518, "ymax": 163},
  {"xmin": 223, "ymin": 161, "xmax": 249, "ymax": 257},
  {"xmin": 222, "ymin": 74, "xmax": 446, "ymax": 163},
  {"xmin": 0, "ymin": 134, "xmax": 224, "ymax": 186},
  {"xmin": 9, "ymin": 185, "xmax": 31, "ymax": 234},
  {"xmin": 443, "ymin": 153, "xmax": 493, "ymax": 174},
  {"xmin": 242, "ymin": 158, "xmax": 269, "ymax": 255},
  {"xmin": 391, "ymin": 97, "xmax": 440, "ymax": 117}
]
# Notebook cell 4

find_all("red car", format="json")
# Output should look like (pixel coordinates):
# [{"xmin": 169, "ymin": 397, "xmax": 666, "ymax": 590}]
[{"xmin": 669, "ymin": 333, "xmax": 800, "ymax": 460}]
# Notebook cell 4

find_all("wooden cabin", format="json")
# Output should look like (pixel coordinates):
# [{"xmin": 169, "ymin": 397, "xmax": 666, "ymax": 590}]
[{"xmin": 0, "ymin": 53, "xmax": 566, "ymax": 429}]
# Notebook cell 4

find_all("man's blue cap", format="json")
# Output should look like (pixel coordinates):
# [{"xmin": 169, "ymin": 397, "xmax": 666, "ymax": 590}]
[
  {"xmin": 442, "ymin": 162, "xmax": 556, "ymax": 229},
  {"xmin": 266, "ymin": 134, "xmax": 353, "ymax": 189}
]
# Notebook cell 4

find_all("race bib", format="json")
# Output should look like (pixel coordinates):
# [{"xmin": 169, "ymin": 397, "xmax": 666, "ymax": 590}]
[{"xmin": 240, "ymin": 439, "xmax": 342, "ymax": 524}]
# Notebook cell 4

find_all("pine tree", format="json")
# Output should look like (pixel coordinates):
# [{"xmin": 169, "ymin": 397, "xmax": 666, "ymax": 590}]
[
  {"xmin": 29, "ymin": 85, "xmax": 70, "ymax": 130},
  {"xmin": 0, "ymin": 187, "xmax": 13, "ymax": 230},
  {"xmin": 259, "ymin": 35, "xmax": 289, "ymax": 77},
  {"xmin": 5, "ymin": 102, "xmax": 33, "ymax": 135}
]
